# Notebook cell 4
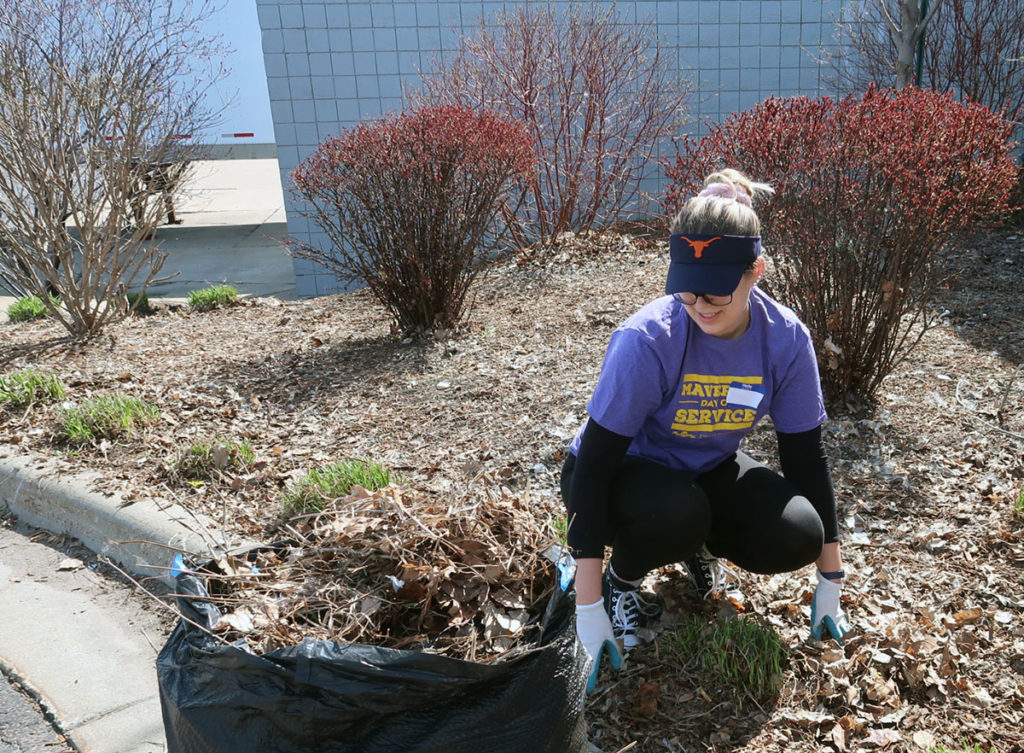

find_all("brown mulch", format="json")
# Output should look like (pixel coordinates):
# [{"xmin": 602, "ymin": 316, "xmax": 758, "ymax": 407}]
[{"xmin": 1, "ymin": 228, "xmax": 1023, "ymax": 752}]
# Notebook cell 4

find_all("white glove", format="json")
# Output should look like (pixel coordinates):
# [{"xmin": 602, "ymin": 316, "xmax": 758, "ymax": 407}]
[
  {"xmin": 575, "ymin": 599, "xmax": 622, "ymax": 693},
  {"xmin": 810, "ymin": 570, "xmax": 851, "ymax": 643}
]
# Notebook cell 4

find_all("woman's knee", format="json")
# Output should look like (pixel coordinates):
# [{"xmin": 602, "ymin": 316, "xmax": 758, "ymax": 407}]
[
  {"xmin": 563, "ymin": 453, "xmax": 711, "ymax": 569},
  {"xmin": 786, "ymin": 495, "xmax": 824, "ymax": 548},
  {"xmin": 718, "ymin": 493, "xmax": 824, "ymax": 574},
  {"xmin": 627, "ymin": 494, "xmax": 710, "ymax": 544},
  {"xmin": 769, "ymin": 495, "xmax": 824, "ymax": 571},
  {"xmin": 559, "ymin": 454, "xmax": 575, "ymax": 508},
  {"xmin": 611, "ymin": 483, "xmax": 711, "ymax": 569},
  {"xmin": 610, "ymin": 460, "xmax": 710, "ymax": 535}
]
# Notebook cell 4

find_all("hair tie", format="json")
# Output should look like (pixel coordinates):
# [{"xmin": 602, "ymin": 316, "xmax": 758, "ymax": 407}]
[{"xmin": 698, "ymin": 182, "xmax": 752, "ymax": 207}]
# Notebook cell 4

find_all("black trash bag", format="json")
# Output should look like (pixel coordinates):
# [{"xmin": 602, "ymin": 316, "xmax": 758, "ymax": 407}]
[{"xmin": 157, "ymin": 558, "xmax": 589, "ymax": 753}]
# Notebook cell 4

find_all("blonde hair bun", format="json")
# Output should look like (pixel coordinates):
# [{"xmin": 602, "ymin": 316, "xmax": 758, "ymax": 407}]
[
  {"xmin": 670, "ymin": 168, "xmax": 774, "ymax": 237},
  {"xmin": 701, "ymin": 169, "xmax": 774, "ymax": 205}
]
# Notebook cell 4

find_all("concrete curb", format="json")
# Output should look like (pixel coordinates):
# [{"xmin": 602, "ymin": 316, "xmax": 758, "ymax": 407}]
[
  {"xmin": 0, "ymin": 453, "xmax": 232, "ymax": 579},
  {"xmin": 0, "ymin": 452, "xmax": 242, "ymax": 753}
]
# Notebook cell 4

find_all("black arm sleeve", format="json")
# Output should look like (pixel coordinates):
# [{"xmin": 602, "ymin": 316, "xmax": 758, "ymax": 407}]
[
  {"xmin": 565, "ymin": 418, "xmax": 633, "ymax": 559},
  {"xmin": 776, "ymin": 425, "xmax": 840, "ymax": 544}
]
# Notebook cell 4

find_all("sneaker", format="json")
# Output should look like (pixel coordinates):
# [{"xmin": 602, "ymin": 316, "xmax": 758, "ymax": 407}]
[
  {"xmin": 684, "ymin": 545, "xmax": 728, "ymax": 599},
  {"xmin": 602, "ymin": 569, "xmax": 663, "ymax": 650}
]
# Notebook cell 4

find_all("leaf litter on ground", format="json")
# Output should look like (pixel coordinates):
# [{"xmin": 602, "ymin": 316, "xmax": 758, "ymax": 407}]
[{"xmin": 1, "ymin": 228, "xmax": 1023, "ymax": 751}]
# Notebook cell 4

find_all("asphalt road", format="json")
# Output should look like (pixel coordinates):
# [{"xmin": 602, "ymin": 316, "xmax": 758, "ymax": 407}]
[{"xmin": 0, "ymin": 669, "xmax": 72, "ymax": 753}]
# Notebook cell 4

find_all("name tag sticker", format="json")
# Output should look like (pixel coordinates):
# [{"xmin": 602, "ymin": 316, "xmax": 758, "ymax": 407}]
[{"xmin": 726, "ymin": 384, "xmax": 764, "ymax": 409}]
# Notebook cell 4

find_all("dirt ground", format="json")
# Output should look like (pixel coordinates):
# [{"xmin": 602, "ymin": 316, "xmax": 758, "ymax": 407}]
[{"xmin": 1, "ymin": 228, "xmax": 1022, "ymax": 753}]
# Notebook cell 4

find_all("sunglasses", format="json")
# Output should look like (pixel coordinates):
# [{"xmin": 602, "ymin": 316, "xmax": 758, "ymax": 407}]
[{"xmin": 673, "ymin": 291, "xmax": 733, "ymax": 307}]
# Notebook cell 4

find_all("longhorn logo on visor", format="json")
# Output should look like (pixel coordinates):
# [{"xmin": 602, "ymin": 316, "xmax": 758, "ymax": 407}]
[{"xmin": 679, "ymin": 236, "xmax": 722, "ymax": 259}]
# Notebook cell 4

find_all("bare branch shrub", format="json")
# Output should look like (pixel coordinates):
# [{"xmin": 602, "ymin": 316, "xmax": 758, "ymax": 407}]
[
  {"xmin": 289, "ymin": 105, "xmax": 534, "ymax": 336},
  {"xmin": 665, "ymin": 87, "xmax": 1019, "ymax": 404},
  {"xmin": 415, "ymin": 1, "xmax": 692, "ymax": 245},
  {"xmin": 0, "ymin": 0, "xmax": 225, "ymax": 340},
  {"xmin": 832, "ymin": 0, "xmax": 1023, "ymax": 118}
]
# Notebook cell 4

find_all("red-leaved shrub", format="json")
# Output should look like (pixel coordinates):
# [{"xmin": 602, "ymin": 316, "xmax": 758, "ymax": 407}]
[
  {"xmin": 665, "ymin": 86, "xmax": 1019, "ymax": 403},
  {"xmin": 290, "ymin": 105, "xmax": 534, "ymax": 335}
]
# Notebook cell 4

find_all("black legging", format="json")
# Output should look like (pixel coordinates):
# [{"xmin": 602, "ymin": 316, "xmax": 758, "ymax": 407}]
[{"xmin": 560, "ymin": 451, "xmax": 824, "ymax": 581}]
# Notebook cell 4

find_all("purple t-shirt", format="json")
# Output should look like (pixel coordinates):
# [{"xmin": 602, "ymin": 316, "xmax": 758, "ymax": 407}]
[{"xmin": 569, "ymin": 288, "xmax": 827, "ymax": 475}]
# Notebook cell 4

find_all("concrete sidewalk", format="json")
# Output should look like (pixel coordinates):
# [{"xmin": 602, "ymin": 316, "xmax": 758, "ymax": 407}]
[
  {"xmin": 0, "ymin": 448, "xmax": 242, "ymax": 753},
  {"xmin": 0, "ymin": 522, "xmax": 171, "ymax": 753},
  {"xmin": 0, "ymin": 158, "xmax": 296, "ymax": 322},
  {"xmin": 0, "ymin": 157, "xmax": 290, "ymax": 753}
]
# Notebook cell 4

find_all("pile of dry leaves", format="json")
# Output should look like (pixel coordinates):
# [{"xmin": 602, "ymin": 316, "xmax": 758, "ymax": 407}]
[
  {"xmin": 194, "ymin": 480, "xmax": 559, "ymax": 660},
  {"xmin": 1, "ymin": 227, "xmax": 1022, "ymax": 752}
]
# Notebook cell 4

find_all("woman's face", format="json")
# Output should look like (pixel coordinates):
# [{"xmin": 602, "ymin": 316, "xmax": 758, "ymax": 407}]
[{"xmin": 681, "ymin": 260, "xmax": 763, "ymax": 340}]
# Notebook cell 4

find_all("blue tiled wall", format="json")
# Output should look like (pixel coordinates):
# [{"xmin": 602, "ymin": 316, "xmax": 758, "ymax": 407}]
[{"xmin": 257, "ymin": 0, "xmax": 848, "ymax": 297}]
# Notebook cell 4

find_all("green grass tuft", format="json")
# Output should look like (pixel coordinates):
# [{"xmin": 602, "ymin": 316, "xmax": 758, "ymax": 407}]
[
  {"xmin": 7, "ymin": 294, "xmax": 59, "ymax": 322},
  {"xmin": 553, "ymin": 514, "xmax": 568, "ymax": 546},
  {"xmin": 284, "ymin": 459, "xmax": 395, "ymax": 516},
  {"xmin": 0, "ymin": 369, "xmax": 67, "ymax": 408},
  {"xmin": 59, "ymin": 393, "xmax": 160, "ymax": 444},
  {"xmin": 173, "ymin": 437, "xmax": 255, "ymax": 480},
  {"xmin": 188, "ymin": 285, "xmax": 238, "ymax": 311},
  {"xmin": 664, "ymin": 614, "xmax": 787, "ymax": 708},
  {"xmin": 931, "ymin": 744, "xmax": 997, "ymax": 753},
  {"xmin": 127, "ymin": 291, "xmax": 155, "ymax": 316},
  {"xmin": 1013, "ymin": 486, "xmax": 1024, "ymax": 521}
]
